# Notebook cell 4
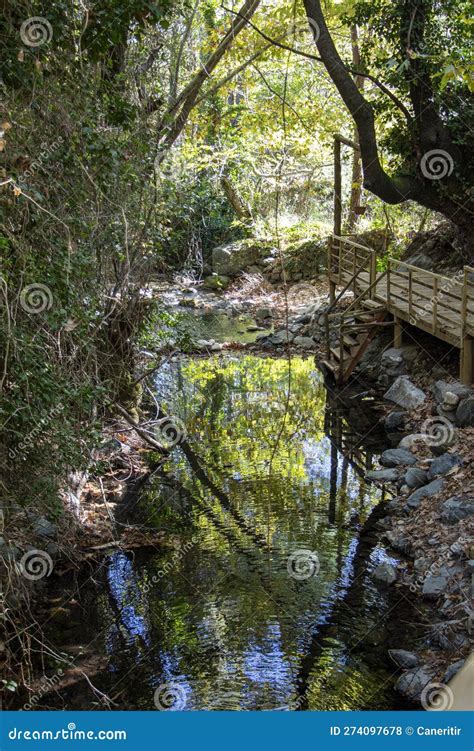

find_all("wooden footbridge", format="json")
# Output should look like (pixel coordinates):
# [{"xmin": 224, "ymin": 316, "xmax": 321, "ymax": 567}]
[{"xmin": 323, "ymin": 235, "xmax": 474, "ymax": 385}]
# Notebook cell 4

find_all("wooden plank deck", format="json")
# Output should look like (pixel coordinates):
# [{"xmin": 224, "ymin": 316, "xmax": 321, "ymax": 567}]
[{"xmin": 327, "ymin": 235, "xmax": 474, "ymax": 384}]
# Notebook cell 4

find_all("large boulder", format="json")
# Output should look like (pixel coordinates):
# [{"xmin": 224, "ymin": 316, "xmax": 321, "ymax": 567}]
[
  {"xmin": 366, "ymin": 468, "xmax": 400, "ymax": 483},
  {"xmin": 380, "ymin": 448, "xmax": 417, "ymax": 467},
  {"xmin": 373, "ymin": 562, "xmax": 398, "ymax": 584},
  {"xmin": 395, "ymin": 667, "xmax": 433, "ymax": 700},
  {"xmin": 389, "ymin": 650, "xmax": 419, "ymax": 669},
  {"xmin": 426, "ymin": 452, "xmax": 462, "ymax": 480},
  {"xmin": 422, "ymin": 575, "xmax": 449, "ymax": 600},
  {"xmin": 405, "ymin": 467, "xmax": 428, "ymax": 489},
  {"xmin": 212, "ymin": 240, "xmax": 269, "ymax": 276},
  {"xmin": 384, "ymin": 411, "xmax": 406, "ymax": 431},
  {"xmin": 433, "ymin": 380, "xmax": 471, "ymax": 404},
  {"xmin": 441, "ymin": 497, "xmax": 474, "ymax": 523},
  {"xmin": 455, "ymin": 395, "xmax": 474, "ymax": 427},
  {"xmin": 404, "ymin": 479, "xmax": 444, "ymax": 510},
  {"xmin": 384, "ymin": 376, "xmax": 426, "ymax": 410}
]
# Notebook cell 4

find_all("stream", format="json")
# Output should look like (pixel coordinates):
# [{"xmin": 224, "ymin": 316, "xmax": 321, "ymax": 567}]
[{"xmin": 39, "ymin": 347, "xmax": 418, "ymax": 711}]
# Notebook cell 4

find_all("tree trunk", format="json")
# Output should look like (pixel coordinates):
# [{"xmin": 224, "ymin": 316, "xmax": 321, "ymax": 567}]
[
  {"xmin": 346, "ymin": 26, "xmax": 364, "ymax": 233},
  {"xmin": 302, "ymin": 0, "xmax": 472, "ymax": 240}
]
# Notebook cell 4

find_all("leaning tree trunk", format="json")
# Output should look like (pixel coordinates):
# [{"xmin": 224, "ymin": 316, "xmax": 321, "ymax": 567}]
[{"xmin": 346, "ymin": 26, "xmax": 365, "ymax": 233}]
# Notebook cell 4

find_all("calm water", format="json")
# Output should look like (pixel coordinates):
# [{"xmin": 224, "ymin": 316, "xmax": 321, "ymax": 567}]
[{"xmin": 40, "ymin": 355, "xmax": 409, "ymax": 711}]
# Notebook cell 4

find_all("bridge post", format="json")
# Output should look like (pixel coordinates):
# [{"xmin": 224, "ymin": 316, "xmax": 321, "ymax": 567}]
[
  {"xmin": 460, "ymin": 267, "xmax": 473, "ymax": 385},
  {"xmin": 393, "ymin": 316, "xmax": 403, "ymax": 348},
  {"xmin": 460, "ymin": 338, "xmax": 473, "ymax": 386}
]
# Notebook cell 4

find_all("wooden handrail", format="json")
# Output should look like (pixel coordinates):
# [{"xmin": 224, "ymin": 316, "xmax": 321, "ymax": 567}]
[
  {"xmin": 324, "ymin": 255, "xmax": 375, "ymax": 357},
  {"xmin": 340, "ymin": 269, "xmax": 388, "ymax": 322}
]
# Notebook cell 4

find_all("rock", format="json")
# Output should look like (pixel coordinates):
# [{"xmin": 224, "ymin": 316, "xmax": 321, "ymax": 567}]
[
  {"xmin": 270, "ymin": 329, "xmax": 294, "ymax": 345},
  {"xmin": 45, "ymin": 541, "xmax": 59, "ymax": 556},
  {"xmin": 196, "ymin": 339, "xmax": 215, "ymax": 350},
  {"xmin": 404, "ymin": 467, "xmax": 428, "ymax": 489},
  {"xmin": 449, "ymin": 542, "xmax": 465, "ymax": 557},
  {"xmin": 212, "ymin": 240, "xmax": 267, "ymax": 276},
  {"xmin": 455, "ymin": 395, "xmax": 474, "ymax": 427},
  {"xmin": 426, "ymin": 452, "xmax": 461, "ymax": 480},
  {"xmin": 202, "ymin": 274, "xmax": 230, "ymax": 290},
  {"xmin": 373, "ymin": 562, "xmax": 398, "ymax": 584},
  {"xmin": 395, "ymin": 667, "xmax": 433, "ymax": 700},
  {"xmin": 380, "ymin": 448, "xmax": 417, "ymax": 467},
  {"xmin": 422, "ymin": 575, "xmax": 449, "ymax": 599},
  {"xmin": 210, "ymin": 342, "xmax": 223, "ymax": 352},
  {"xmin": 405, "ymin": 479, "xmax": 444, "ymax": 510},
  {"xmin": 384, "ymin": 411, "xmax": 406, "ymax": 431},
  {"xmin": 441, "ymin": 497, "xmax": 474, "ymax": 523},
  {"xmin": 398, "ymin": 433, "xmax": 428, "ymax": 450},
  {"xmin": 442, "ymin": 660, "xmax": 465, "ymax": 684},
  {"xmin": 255, "ymin": 307, "xmax": 272, "ymax": 322},
  {"xmin": 389, "ymin": 650, "xmax": 419, "ymax": 669},
  {"xmin": 381, "ymin": 348, "xmax": 405, "ymax": 377},
  {"xmin": 433, "ymin": 380, "xmax": 471, "ymax": 404},
  {"xmin": 384, "ymin": 376, "xmax": 426, "ymax": 410},
  {"xmin": 366, "ymin": 469, "xmax": 400, "ymax": 482},
  {"xmin": 442, "ymin": 391, "xmax": 460, "ymax": 410},
  {"xmin": 384, "ymin": 530, "xmax": 410, "ymax": 553},
  {"xmin": 34, "ymin": 517, "xmax": 57, "ymax": 538},
  {"xmin": 293, "ymin": 335, "xmax": 315, "ymax": 349},
  {"xmin": 414, "ymin": 556, "xmax": 429, "ymax": 574}
]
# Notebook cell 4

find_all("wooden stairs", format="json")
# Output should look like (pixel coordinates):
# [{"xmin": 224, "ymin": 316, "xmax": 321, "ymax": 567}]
[{"xmin": 322, "ymin": 297, "xmax": 392, "ymax": 385}]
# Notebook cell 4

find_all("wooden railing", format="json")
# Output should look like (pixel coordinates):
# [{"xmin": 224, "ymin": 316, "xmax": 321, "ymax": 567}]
[
  {"xmin": 327, "ymin": 236, "xmax": 474, "ymax": 383},
  {"xmin": 328, "ymin": 235, "xmax": 376, "ymax": 294},
  {"xmin": 385, "ymin": 259, "xmax": 474, "ymax": 345}
]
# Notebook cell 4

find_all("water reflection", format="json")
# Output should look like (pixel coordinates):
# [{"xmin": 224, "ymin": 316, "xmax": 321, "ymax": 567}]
[{"xmin": 45, "ymin": 355, "xmax": 405, "ymax": 710}]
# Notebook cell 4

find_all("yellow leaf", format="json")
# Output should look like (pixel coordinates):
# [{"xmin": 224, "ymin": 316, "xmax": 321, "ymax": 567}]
[
  {"xmin": 0, "ymin": 140, "xmax": 5, "ymax": 152},
  {"xmin": 18, "ymin": 49, "xmax": 24, "ymax": 62},
  {"xmin": 13, "ymin": 186, "xmax": 22, "ymax": 197},
  {"xmin": 1, "ymin": 122, "xmax": 12, "ymax": 132}
]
